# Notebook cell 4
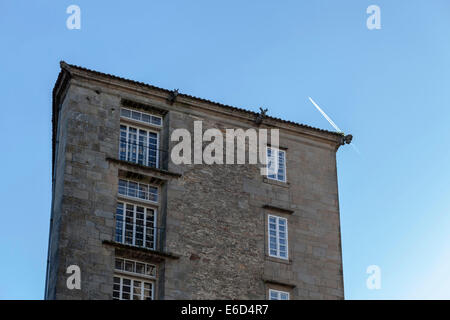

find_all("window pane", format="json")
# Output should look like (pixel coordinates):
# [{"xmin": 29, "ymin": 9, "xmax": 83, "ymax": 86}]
[
  {"xmin": 146, "ymin": 264, "xmax": 155, "ymax": 277},
  {"xmin": 149, "ymin": 186, "xmax": 158, "ymax": 202},
  {"xmin": 132, "ymin": 111, "xmax": 141, "ymax": 120},
  {"xmin": 144, "ymin": 282, "xmax": 153, "ymax": 300},
  {"xmin": 151, "ymin": 116, "xmax": 162, "ymax": 126},
  {"xmin": 135, "ymin": 263, "xmax": 145, "ymax": 275},
  {"xmin": 125, "ymin": 261, "xmax": 134, "ymax": 272},
  {"xmin": 133, "ymin": 280, "xmax": 142, "ymax": 300},
  {"xmin": 115, "ymin": 258, "xmax": 124, "ymax": 271},
  {"xmin": 121, "ymin": 109, "xmax": 131, "ymax": 118},
  {"xmin": 118, "ymin": 179, "xmax": 127, "ymax": 196},
  {"xmin": 128, "ymin": 182, "xmax": 137, "ymax": 197},
  {"xmin": 141, "ymin": 113, "xmax": 151, "ymax": 123},
  {"xmin": 270, "ymin": 291, "xmax": 278, "ymax": 300},
  {"xmin": 115, "ymin": 203, "xmax": 124, "ymax": 243}
]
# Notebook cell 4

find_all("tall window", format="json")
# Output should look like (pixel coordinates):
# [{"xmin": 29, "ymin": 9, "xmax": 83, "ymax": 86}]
[
  {"xmin": 269, "ymin": 289, "xmax": 290, "ymax": 300},
  {"xmin": 119, "ymin": 124, "xmax": 159, "ymax": 168},
  {"xmin": 113, "ymin": 258, "xmax": 155, "ymax": 300},
  {"xmin": 118, "ymin": 179, "xmax": 158, "ymax": 203},
  {"xmin": 268, "ymin": 215, "xmax": 288, "ymax": 259},
  {"xmin": 115, "ymin": 202, "xmax": 157, "ymax": 249},
  {"xmin": 266, "ymin": 147, "xmax": 286, "ymax": 182}
]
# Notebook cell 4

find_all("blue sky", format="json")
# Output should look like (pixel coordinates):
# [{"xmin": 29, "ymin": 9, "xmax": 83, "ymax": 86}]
[{"xmin": 1, "ymin": 0, "xmax": 450, "ymax": 299}]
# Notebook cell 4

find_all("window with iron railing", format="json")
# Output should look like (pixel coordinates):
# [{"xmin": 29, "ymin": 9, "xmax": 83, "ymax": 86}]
[
  {"xmin": 113, "ymin": 257, "xmax": 156, "ymax": 300},
  {"xmin": 118, "ymin": 179, "xmax": 158, "ymax": 203},
  {"xmin": 115, "ymin": 202, "xmax": 163, "ymax": 250},
  {"xmin": 119, "ymin": 124, "xmax": 159, "ymax": 168}
]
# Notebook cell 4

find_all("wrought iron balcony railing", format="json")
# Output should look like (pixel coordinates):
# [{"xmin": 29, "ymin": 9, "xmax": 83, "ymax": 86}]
[
  {"xmin": 115, "ymin": 224, "xmax": 165, "ymax": 253},
  {"xmin": 118, "ymin": 139, "xmax": 168, "ymax": 170},
  {"xmin": 118, "ymin": 179, "xmax": 158, "ymax": 203}
]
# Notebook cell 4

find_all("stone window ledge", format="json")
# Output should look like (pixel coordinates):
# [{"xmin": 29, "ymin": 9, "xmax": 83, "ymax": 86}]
[
  {"xmin": 263, "ymin": 279, "xmax": 296, "ymax": 289},
  {"xmin": 262, "ymin": 204, "xmax": 294, "ymax": 215},
  {"xmin": 262, "ymin": 177, "xmax": 290, "ymax": 188},
  {"xmin": 103, "ymin": 240, "xmax": 179, "ymax": 262},
  {"xmin": 106, "ymin": 157, "xmax": 182, "ymax": 179},
  {"xmin": 265, "ymin": 255, "xmax": 293, "ymax": 265}
]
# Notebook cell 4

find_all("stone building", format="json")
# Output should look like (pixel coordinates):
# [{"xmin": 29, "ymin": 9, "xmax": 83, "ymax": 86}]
[{"xmin": 45, "ymin": 61, "xmax": 350, "ymax": 300}]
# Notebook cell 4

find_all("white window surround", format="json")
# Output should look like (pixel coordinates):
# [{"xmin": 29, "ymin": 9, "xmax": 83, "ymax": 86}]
[
  {"xmin": 118, "ymin": 179, "xmax": 158, "ymax": 203},
  {"xmin": 266, "ymin": 147, "xmax": 287, "ymax": 182},
  {"xmin": 268, "ymin": 214, "xmax": 288, "ymax": 260},
  {"xmin": 269, "ymin": 289, "xmax": 290, "ymax": 300},
  {"xmin": 120, "ymin": 108, "xmax": 162, "ymax": 127}
]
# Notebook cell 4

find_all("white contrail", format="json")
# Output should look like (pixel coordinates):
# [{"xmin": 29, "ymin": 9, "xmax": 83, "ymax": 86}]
[
  {"xmin": 308, "ymin": 97, "xmax": 360, "ymax": 155},
  {"xmin": 308, "ymin": 97, "xmax": 342, "ymax": 133}
]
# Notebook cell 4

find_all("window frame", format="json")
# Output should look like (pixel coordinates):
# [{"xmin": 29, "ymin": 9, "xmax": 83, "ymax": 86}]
[
  {"xmin": 266, "ymin": 146, "xmax": 287, "ymax": 183},
  {"xmin": 120, "ymin": 107, "xmax": 162, "ymax": 127},
  {"xmin": 113, "ymin": 275, "xmax": 154, "ymax": 300},
  {"xmin": 114, "ymin": 257, "xmax": 157, "ymax": 280},
  {"xmin": 118, "ymin": 178, "xmax": 159, "ymax": 204},
  {"xmin": 119, "ymin": 123, "xmax": 160, "ymax": 168},
  {"xmin": 267, "ymin": 214, "xmax": 289, "ymax": 260},
  {"xmin": 269, "ymin": 289, "xmax": 290, "ymax": 300},
  {"xmin": 115, "ymin": 201, "xmax": 158, "ymax": 250}
]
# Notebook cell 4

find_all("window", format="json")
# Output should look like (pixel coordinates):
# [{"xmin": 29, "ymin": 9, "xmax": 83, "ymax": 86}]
[
  {"xmin": 115, "ymin": 258, "xmax": 156, "ymax": 278},
  {"xmin": 121, "ymin": 108, "xmax": 162, "ymax": 126},
  {"xmin": 268, "ymin": 215, "xmax": 288, "ymax": 259},
  {"xmin": 113, "ymin": 276, "xmax": 153, "ymax": 300},
  {"xmin": 266, "ymin": 147, "xmax": 286, "ymax": 182},
  {"xmin": 115, "ymin": 202, "xmax": 157, "ymax": 249},
  {"xmin": 119, "ymin": 124, "xmax": 159, "ymax": 168},
  {"xmin": 269, "ymin": 289, "xmax": 290, "ymax": 300},
  {"xmin": 118, "ymin": 179, "xmax": 158, "ymax": 203},
  {"xmin": 113, "ymin": 258, "xmax": 156, "ymax": 300}
]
